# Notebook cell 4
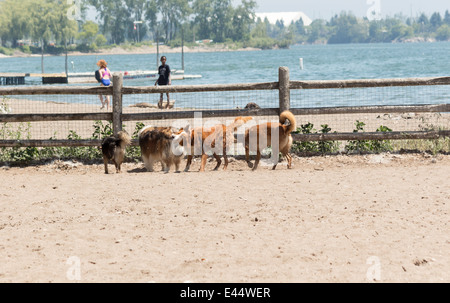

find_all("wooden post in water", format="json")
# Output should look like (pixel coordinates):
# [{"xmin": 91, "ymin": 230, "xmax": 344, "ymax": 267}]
[
  {"xmin": 181, "ymin": 26, "xmax": 185, "ymax": 71},
  {"xmin": 156, "ymin": 28, "xmax": 160, "ymax": 69},
  {"xmin": 112, "ymin": 73, "xmax": 123, "ymax": 136},
  {"xmin": 278, "ymin": 66, "xmax": 290, "ymax": 113}
]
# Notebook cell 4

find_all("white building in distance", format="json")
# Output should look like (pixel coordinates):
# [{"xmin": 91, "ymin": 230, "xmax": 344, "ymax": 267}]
[{"xmin": 255, "ymin": 12, "xmax": 313, "ymax": 26}]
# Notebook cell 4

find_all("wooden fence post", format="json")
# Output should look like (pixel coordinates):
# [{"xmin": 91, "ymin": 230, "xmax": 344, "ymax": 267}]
[
  {"xmin": 278, "ymin": 66, "xmax": 290, "ymax": 113},
  {"xmin": 112, "ymin": 73, "xmax": 123, "ymax": 136}
]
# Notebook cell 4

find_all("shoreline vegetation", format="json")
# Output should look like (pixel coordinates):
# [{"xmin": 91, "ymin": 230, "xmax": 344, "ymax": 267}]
[{"xmin": 0, "ymin": 43, "xmax": 262, "ymax": 59}]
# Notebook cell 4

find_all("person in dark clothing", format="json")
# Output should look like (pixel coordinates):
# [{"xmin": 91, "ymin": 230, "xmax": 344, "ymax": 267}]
[{"xmin": 155, "ymin": 56, "xmax": 171, "ymax": 109}]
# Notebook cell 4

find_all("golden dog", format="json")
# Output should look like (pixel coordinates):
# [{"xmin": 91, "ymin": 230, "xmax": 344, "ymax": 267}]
[{"xmin": 244, "ymin": 111, "xmax": 296, "ymax": 171}]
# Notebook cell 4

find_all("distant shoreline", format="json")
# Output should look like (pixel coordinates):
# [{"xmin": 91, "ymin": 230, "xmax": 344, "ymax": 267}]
[
  {"xmin": 1, "ymin": 38, "xmax": 446, "ymax": 59},
  {"xmin": 0, "ymin": 44, "xmax": 262, "ymax": 59}
]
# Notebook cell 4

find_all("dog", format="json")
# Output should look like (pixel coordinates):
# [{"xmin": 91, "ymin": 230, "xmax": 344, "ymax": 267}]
[
  {"xmin": 244, "ymin": 102, "xmax": 260, "ymax": 109},
  {"xmin": 244, "ymin": 111, "xmax": 296, "ymax": 171},
  {"xmin": 138, "ymin": 125, "xmax": 184, "ymax": 173},
  {"xmin": 175, "ymin": 123, "xmax": 235, "ymax": 172},
  {"xmin": 101, "ymin": 131, "xmax": 131, "ymax": 174}
]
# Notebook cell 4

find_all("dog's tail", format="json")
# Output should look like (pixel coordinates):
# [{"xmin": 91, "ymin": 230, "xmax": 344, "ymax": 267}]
[
  {"xmin": 280, "ymin": 111, "xmax": 297, "ymax": 134},
  {"xmin": 117, "ymin": 131, "xmax": 131, "ymax": 148}
]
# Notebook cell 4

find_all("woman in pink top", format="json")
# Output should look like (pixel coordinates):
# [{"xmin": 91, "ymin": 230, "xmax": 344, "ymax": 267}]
[{"xmin": 97, "ymin": 59, "xmax": 111, "ymax": 110}]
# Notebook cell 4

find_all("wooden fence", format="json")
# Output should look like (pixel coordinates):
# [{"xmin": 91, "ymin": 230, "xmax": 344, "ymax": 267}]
[{"xmin": 0, "ymin": 67, "xmax": 449, "ymax": 148}]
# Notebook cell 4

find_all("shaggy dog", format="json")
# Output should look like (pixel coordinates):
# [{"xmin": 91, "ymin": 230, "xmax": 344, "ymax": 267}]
[
  {"xmin": 138, "ymin": 125, "xmax": 184, "ymax": 173},
  {"xmin": 101, "ymin": 131, "xmax": 131, "ymax": 174}
]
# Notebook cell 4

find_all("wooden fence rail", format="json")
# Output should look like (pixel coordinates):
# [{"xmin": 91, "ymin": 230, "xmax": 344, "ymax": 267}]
[{"xmin": 0, "ymin": 68, "xmax": 449, "ymax": 148}]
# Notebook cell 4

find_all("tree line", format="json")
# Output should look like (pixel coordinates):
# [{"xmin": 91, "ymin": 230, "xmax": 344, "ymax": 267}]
[
  {"xmin": 295, "ymin": 11, "xmax": 450, "ymax": 44},
  {"xmin": 1, "ymin": 0, "xmax": 450, "ymax": 55}
]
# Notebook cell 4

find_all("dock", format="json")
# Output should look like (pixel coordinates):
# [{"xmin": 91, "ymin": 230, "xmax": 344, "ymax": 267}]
[
  {"xmin": 67, "ymin": 70, "xmax": 202, "ymax": 84},
  {"xmin": 0, "ymin": 73, "xmax": 27, "ymax": 85},
  {"xmin": 0, "ymin": 70, "xmax": 201, "ymax": 85},
  {"xmin": 0, "ymin": 72, "xmax": 67, "ymax": 85}
]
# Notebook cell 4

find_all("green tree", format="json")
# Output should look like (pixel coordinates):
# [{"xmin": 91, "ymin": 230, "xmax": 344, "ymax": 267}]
[
  {"xmin": 0, "ymin": 0, "xmax": 32, "ymax": 47},
  {"xmin": 444, "ymin": 10, "xmax": 450, "ymax": 25},
  {"xmin": 430, "ymin": 12, "xmax": 442, "ymax": 29},
  {"xmin": 230, "ymin": 0, "xmax": 256, "ymax": 41},
  {"xmin": 124, "ymin": 0, "xmax": 150, "ymax": 42},
  {"xmin": 89, "ymin": 0, "xmax": 131, "ymax": 44},
  {"xmin": 78, "ymin": 21, "xmax": 99, "ymax": 45},
  {"xmin": 192, "ymin": 0, "xmax": 213, "ymax": 40},
  {"xmin": 436, "ymin": 24, "xmax": 450, "ymax": 41},
  {"xmin": 210, "ymin": 0, "xmax": 233, "ymax": 42},
  {"xmin": 328, "ymin": 12, "xmax": 368, "ymax": 44}
]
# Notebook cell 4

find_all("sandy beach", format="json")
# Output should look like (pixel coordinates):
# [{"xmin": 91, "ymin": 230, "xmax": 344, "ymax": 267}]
[{"xmin": 0, "ymin": 153, "xmax": 449, "ymax": 283}]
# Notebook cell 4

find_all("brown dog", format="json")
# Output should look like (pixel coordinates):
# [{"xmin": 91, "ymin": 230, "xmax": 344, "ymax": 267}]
[
  {"xmin": 138, "ymin": 125, "xmax": 184, "ymax": 173},
  {"xmin": 244, "ymin": 111, "xmax": 296, "ymax": 171},
  {"xmin": 101, "ymin": 131, "xmax": 131, "ymax": 174},
  {"xmin": 175, "ymin": 123, "xmax": 234, "ymax": 172}
]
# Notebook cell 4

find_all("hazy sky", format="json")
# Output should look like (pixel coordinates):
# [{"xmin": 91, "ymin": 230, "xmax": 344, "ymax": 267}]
[{"xmin": 251, "ymin": 0, "xmax": 450, "ymax": 20}]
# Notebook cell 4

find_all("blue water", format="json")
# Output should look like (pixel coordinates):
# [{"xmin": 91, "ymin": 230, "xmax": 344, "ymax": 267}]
[{"xmin": 1, "ymin": 42, "xmax": 449, "ymax": 108}]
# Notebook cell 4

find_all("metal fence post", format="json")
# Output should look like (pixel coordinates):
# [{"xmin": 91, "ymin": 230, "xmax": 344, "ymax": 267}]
[
  {"xmin": 112, "ymin": 73, "xmax": 123, "ymax": 136},
  {"xmin": 278, "ymin": 66, "xmax": 290, "ymax": 113}
]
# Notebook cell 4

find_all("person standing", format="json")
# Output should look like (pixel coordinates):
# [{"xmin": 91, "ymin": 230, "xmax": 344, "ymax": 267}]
[
  {"xmin": 155, "ymin": 56, "xmax": 171, "ymax": 109},
  {"xmin": 97, "ymin": 59, "xmax": 112, "ymax": 110}
]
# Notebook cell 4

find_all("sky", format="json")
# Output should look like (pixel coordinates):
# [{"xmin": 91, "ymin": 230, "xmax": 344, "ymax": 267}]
[{"xmin": 251, "ymin": 0, "xmax": 450, "ymax": 20}]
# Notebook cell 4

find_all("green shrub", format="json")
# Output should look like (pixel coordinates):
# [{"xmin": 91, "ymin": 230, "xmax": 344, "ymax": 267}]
[
  {"xmin": 291, "ymin": 123, "xmax": 340, "ymax": 155},
  {"xmin": 345, "ymin": 121, "xmax": 393, "ymax": 153}
]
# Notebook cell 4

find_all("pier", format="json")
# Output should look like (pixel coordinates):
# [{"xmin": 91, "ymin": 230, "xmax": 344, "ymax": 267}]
[
  {"xmin": 0, "ymin": 73, "xmax": 26, "ymax": 85},
  {"xmin": 0, "ymin": 70, "xmax": 201, "ymax": 85}
]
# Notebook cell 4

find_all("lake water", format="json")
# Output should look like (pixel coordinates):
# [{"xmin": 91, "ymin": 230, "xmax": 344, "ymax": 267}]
[{"xmin": 1, "ymin": 42, "xmax": 449, "ymax": 109}]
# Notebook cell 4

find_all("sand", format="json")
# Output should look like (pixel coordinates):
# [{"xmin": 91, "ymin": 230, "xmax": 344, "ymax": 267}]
[{"xmin": 0, "ymin": 153, "xmax": 449, "ymax": 283}]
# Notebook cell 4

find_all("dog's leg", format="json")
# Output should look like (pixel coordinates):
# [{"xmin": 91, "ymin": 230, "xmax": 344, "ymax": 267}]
[
  {"xmin": 184, "ymin": 155, "xmax": 192, "ymax": 172},
  {"xmin": 223, "ymin": 152, "xmax": 229, "ymax": 171},
  {"xmin": 286, "ymin": 153, "xmax": 292, "ymax": 169},
  {"xmin": 174, "ymin": 157, "xmax": 181, "ymax": 173},
  {"xmin": 115, "ymin": 151, "xmax": 124, "ymax": 173},
  {"xmin": 199, "ymin": 153, "xmax": 208, "ymax": 172},
  {"xmin": 253, "ymin": 150, "xmax": 261, "ymax": 171},
  {"xmin": 143, "ymin": 156, "xmax": 154, "ymax": 172},
  {"xmin": 271, "ymin": 146, "xmax": 280, "ymax": 170},
  {"xmin": 281, "ymin": 138, "xmax": 293, "ymax": 169},
  {"xmin": 212, "ymin": 153, "xmax": 222, "ymax": 171},
  {"xmin": 163, "ymin": 160, "xmax": 171, "ymax": 173},
  {"xmin": 160, "ymin": 161, "xmax": 167, "ymax": 172},
  {"xmin": 245, "ymin": 143, "xmax": 253, "ymax": 169},
  {"xmin": 103, "ymin": 155, "xmax": 109, "ymax": 174}
]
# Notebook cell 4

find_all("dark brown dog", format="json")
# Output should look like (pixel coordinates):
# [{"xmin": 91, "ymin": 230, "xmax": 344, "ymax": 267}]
[{"xmin": 101, "ymin": 131, "xmax": 131, "ymax": 174}]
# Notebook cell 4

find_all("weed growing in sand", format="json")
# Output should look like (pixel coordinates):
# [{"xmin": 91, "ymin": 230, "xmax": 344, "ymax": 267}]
[
  {"xmin": 345, "ymin": 121, "xmax": 393, "ymax": 153},
  {"xmin": 0, "ymin": 120, "xmax": 124, "ymax": 164},
  {"xmin": 291, "ymin": 123, "xmax": 341, "ymax": 155},
  {"xmin": 0, "ymin": 122, "xmax": 39, "ymax": 162}
]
